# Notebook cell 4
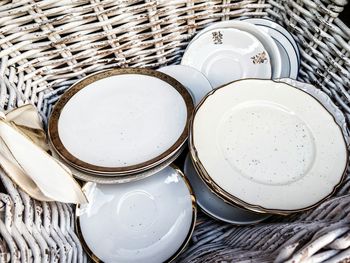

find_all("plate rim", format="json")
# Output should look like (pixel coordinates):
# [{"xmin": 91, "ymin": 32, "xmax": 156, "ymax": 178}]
[
  {"xmin": 243, "ymin": 19, "xmax": 300, "ymax": 78},
  {"xmin": 241, "ymin": 17, "xmax": 301, "ymax": 65},
  {"xmin": 48, "ymin": 68, "xmax": 194, "ymax": 175},
  {"xmin": 75, "ymin": 164, "xmax": 197, "ymax": 263},
  {"xmin": 184, "ymin": 154, "xmax": 270, "ymax": 225},
  {"xmin": 157, "ymin": 64, "xmax": 213, "ymax": 105},
  {"xmin": 189, "ymin": 78, "xmax": 349, "ymax": 215}
]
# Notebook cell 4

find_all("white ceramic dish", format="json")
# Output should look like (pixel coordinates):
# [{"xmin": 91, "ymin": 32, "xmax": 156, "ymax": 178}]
[
  {"xmin": 76, "ymin": 166, "xmax": 196, "ymax": 263},
  {"xmin": 49, "ymin": 142, "xmax": 185, "ymax": 184},
  {"xmin": 190, "ymin": 20, "xmax": 282, "ymax": 79},
  {"xmin": 241, "ymin": 18, "xmax": 301, "ymax": 64},
  {"xmin": 49, "ymin": 68, "xmax": 193, "ymax": 175},
  {"xmin": 181, "ymin": 28, "xmax": 272, "ymax": 88},
  {"xmin": 184, "ymin": 154, "xmax": 270, "ymax": 224},
  {"xmin": 190, "ymin": 79, "xmax": 348, "ymax": 214},
  {"xmin": 242, "ymin": 18, "xmax": 299, "ymax": 79},
  {"xmin": 158, "ymin": 65, "xmax": 212, "ymax": 105}
]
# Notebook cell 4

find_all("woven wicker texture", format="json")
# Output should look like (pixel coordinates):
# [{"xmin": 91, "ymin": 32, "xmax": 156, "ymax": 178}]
[{"xmin": 0, "ymin": 0, "xmax": 350, "ymax": 262}]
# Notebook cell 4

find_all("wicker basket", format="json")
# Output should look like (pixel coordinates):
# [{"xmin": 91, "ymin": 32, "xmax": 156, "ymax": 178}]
[{"xmin": 1, "ymin": 0, "xmax": 350, "ymax": 262}]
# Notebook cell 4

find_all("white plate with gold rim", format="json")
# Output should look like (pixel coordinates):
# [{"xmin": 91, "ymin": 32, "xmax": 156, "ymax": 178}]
[
  {"xmin": 158, "ymin": 65, "xmax": 212, "ymax": 105},
  {"xmin": 49, "ymin": 142, "xmax": 185, "ymax": 184},
  {"xmin": 184, "ymin": 154, "xmax": 270, "ymax": 224},
  {"xmin": 190, "ymin": 79, "xmax": 348, "ymax": 214},
  {"xmin": 181, "ymin": 28, "xmax": 272, "ymax": 88},
  {"xmin": 48, "ymin": 68, "xmax": 193, "ymax": 176},
  {"xmin": 76, "ymin": 166, "xmax": 196, "ymax": 263},
  {"xmin": 189, "ymin": 20, "xmax": 282, "ymax": 80}
]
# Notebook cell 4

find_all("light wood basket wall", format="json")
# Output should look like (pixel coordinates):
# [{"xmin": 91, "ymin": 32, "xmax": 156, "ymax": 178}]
[{"xmin": 0, "ymin": 0, "xmax": 350, "ymax": 262}]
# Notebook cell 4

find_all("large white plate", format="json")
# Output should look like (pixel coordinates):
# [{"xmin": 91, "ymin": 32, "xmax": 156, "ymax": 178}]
[
  {"xmin": 76, "ymin": 166, "xmax": 196, "ymax": 263},
  {"xmin": 242, "ymin": 18, "xmax": 299, "ymax": 79},
  {"xmin": 49, "ymin": 68, "xmax": 193, "ymax": 175},
  {"xmin": 190, "ymin": 79, "xmax": 348, "ymax": 214},
  {"xmin": 188, "ymin": 20, "xmax": 282, "ymax": 79},
  {"xmin": 184, "ymin": 154, "xmax": 270, "ymax": 224},
  {"xmin": 181, "ymin": 28, "xmax": 272, "ymax": 88},
  {"xmin": 158, "ymin": 65, "xmax": 212, "ymax": 105}
]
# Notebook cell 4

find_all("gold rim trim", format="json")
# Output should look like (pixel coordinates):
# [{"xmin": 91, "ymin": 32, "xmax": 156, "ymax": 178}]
[
  {"xmin": 189, "ymin": 78, "xmax": 349, "ymax": 215},
  {"xmin": 75, "ymin": 164, "xmax": 197, "ymax": 263},
  {"xmin": 48, "ymin": 68, "xmax": 194, "ymax": 175}
]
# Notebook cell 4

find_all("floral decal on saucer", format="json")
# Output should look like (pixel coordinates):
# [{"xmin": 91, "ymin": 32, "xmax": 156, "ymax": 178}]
[
  {"xmin": 251, "ymin": 51, "xmax": 268, "ymax": 64},
  {"xmin": 212, "ymin": 31, "xmax": 223, "ymax": 44}
]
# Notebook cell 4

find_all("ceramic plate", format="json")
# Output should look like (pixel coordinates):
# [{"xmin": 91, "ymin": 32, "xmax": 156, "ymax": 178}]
[
  {"xmin": 190, "ymin": 79, "xmax": 348, "ymax": 214},
  {"xmin": 158, "ymin": 65, "xmax": 212, "ymax": 105},
  {"xmin": 184, "ymin": 154, "xmax": 270, "ymax": 224},
  {"xmin": 76, "ymin": 166, "xmax": 196, "ymax": 263},
  {"xmin": 190, "ymin": 20, "xmax": 282, "ymax": 79},
  {"xmin": 49, "ymin": 68, "xmax": 193, "ymax": 175},
  {"xmin": 241, "ymin": 18, "xmax": 301, "ymax": 64},
  {"xmin": 242, "ymin": 18, "xmax": 299, "ymax": 79},
  {"xmin": 181, "ymin": 28, "xmax": 272, "ymax": 88},
  {"xmin": 49, "ymin": 142, "xmax": 185, "ymax": 184}
]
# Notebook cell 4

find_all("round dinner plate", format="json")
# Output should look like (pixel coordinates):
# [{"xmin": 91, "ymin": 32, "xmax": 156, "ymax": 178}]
[
  {"xmin": 190, "ymin": 79, "xmax": 348, "ymax": 214},
  {"xmin": 76, "ymin": 166, "xmax": 196, "ymax": 263},
  {"xmin": 189, "ymin": 20, "xmax": 282, "ymax": 80},
  {"xmin": 242, "ymin": 18, "xmax": 299, "ymax": 79},
  {"xmin": 48, "ymin": 68, "xmax": 193, "ymax": 175},
  {"xmin": 181, "ymin": 28, "xmax": 272, "ymax": 88},
  {"xmin": 158, "ymin": 65, "xmax": 212, "ymax": 105},
  {"xmin": 184, "ymin": 154, "xmax": 270, "ymax": 224}
]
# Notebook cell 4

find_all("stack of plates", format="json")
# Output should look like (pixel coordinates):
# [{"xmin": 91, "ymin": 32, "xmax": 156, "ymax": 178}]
[
  {"xmin": 48, "ymin": 68, "xmax": 197, "ymax": 262},
  {"xmin": 181, "ymin": 19, "xmax": 300, "ymax": 88},
  {"xmin": 48, "ymin": 68, "xmax": 194, "ymax": 184},
  {"xmin": 189, "ymin": 78, "xmax": 348, "ymax": 215}
]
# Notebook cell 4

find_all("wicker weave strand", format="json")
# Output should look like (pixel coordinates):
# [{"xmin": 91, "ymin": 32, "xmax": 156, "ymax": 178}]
[{"xmin": 0, "ymin": 0, "xmax": 350, "ymax": 262}]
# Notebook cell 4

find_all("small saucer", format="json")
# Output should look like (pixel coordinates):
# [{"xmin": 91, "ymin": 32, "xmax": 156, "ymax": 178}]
[
  {"xmin": 181, "ymin": 28, "xmax": 271, "ymax": 88},
  {"xmin": 76, "ymin": 166, "xmax": 196, "ymax": 263},
  {"xmin": 184, "ymin": 154, "xmax": 270, "ymax": 224},
  {"xmin": 191, "ymin": 21, "xmax": 282, "ymax": 79},
  {"xmin": 158, "ymin": 65, "xmax": 212, "ymax": 105}
]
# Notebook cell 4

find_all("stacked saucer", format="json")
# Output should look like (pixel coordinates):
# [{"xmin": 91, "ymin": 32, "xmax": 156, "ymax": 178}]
[
  {"xmin": 189, "ymin": 78, "xmax": 348, "ymax": 215},
  {"xmin": 181, "ymin": 20, "xmax": 300, "ymax": 88}
]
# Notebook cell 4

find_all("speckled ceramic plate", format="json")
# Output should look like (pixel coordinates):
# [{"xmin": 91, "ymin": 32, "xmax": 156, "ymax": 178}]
[
  {"xmin": 48, "ymin": 68, "xmax": 193, "ymax": 176},
  {"xmin": 76, "ymin": 166, "xmax": 196, "ymax": 263},
  {"xmin": 190, "ymin": 79, "xmax": 348, "ymax": 214},
  {"xmin": 181, "ymin": 27, "xmax": 272, "ymax": 88},
  {"xmin": 184, "ymin": 154, "xmax": 270, "ymax": 224}
]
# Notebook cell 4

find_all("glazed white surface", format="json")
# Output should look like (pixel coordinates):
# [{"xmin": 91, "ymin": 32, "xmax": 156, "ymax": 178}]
[
  {"xmin": 78, "ymin": 166, "xmax": 194, "ymax": 263},
  {"xmin": 243, "ymin": 18, "xmax": 299, "ymax": 79},
  {"xmin": 242, "ymin": 18, "xmax": 301, "ymax": 63},
  {"xmin": 192, "ymin": 79, "xmax": 347, "ymax": 211},
  {"xmin": 58, "ymin": 74, "xmax": 187, "ymax": 168},
  {"xmin": 181, "ymin": 28, "xmax": 271, "ymax": 88},
  {"xmin": 184, "ymin": 154, "xmax": 269, "ymax": 224},
  {"xmin": 191, "ymin": 21, "xmax": 282, "ymax": 79},
  {"xmin": 158, "ymin": 65, "xmax": 212, "ymax": 105}
]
